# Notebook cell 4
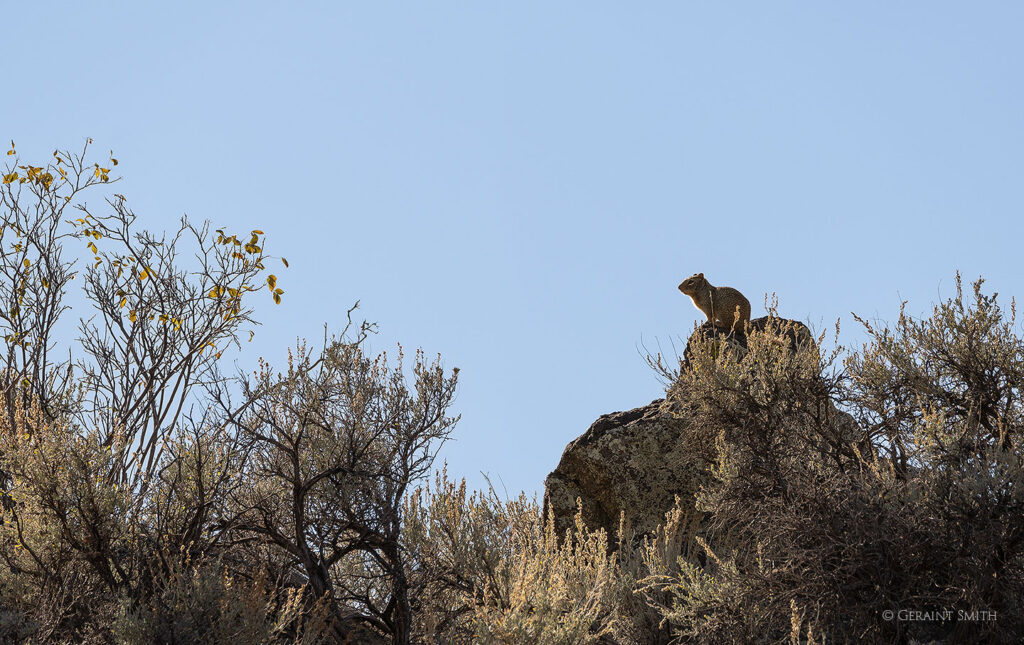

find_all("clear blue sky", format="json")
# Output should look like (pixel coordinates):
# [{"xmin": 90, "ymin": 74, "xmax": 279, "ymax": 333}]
[{"xmin": 5, "ymin": 3, "xmax": 1023, "ymax": 496}]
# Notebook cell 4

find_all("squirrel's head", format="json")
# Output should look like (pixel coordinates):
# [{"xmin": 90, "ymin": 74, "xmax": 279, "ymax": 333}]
[{"xmin": 677, "ymin": 272, "xmax": 705, "ymax": 295}]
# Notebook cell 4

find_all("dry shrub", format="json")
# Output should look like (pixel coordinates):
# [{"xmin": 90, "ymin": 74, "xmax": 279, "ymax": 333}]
[
  {"xmin": 843, "ymin": 275, "xmax": 1024, "ymax": 642},
  {"xmin": 113, "ymin": 560, "xmax": 329, "ymax": 645},
  {"xmin": 638, "ymin": 276, "xmax": 1024, "ymax": 644},
  {"xmin": 613, "ymin": 498, "xmax": 704, "ymax": 645},
  {"xmin": 468, "ymin": 504, "xmax": 619, "ymax": 644},
  {"xmin": 0, "ymin": 392, "xmax": 125, "ymax": 643},
  {"xmin": 402, "ymin": 471, "xmax": 536, "ymax": 641},
  {"xmin": 404, "ymin": 475, "xmax": 630, "ymax": 644},
  {"xmin": 0, "ymin": 394, "xmax": 307, "ymax": 644}
]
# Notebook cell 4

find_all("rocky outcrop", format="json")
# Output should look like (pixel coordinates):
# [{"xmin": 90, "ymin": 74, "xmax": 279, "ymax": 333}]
[
  {"xmin": 542, "ymin": 399, "xmax": 706, "ymax": 540},
  {"xmin": 543, "ymin": 316, "xmax": 860, "ymax": 541}
]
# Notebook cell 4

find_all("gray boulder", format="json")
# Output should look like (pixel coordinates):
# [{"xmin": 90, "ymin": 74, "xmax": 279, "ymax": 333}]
[
  {"xmin": 542, "ymin": 399, "xmax": 706, "ymax": 540},
  {"xmin": 543, "ymin": 316, "xmax": 865, "ymax": 541}
]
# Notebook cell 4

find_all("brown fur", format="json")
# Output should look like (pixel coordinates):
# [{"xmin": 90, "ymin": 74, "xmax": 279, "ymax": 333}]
[{"xmin": 677, "ymin": 272, "xmax": 751, "ymax": 332}]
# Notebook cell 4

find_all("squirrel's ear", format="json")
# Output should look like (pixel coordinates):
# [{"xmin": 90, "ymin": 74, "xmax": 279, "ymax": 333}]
[{"xmin": 698, "ymin": 272, "xmax": 704, "ymax": 278}]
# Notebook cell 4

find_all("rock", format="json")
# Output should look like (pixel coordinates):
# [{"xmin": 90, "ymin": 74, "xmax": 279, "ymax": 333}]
[
  {"xmin": 682, "ymin": 316, "xmax": 815, "ymax": 367},
  {"xmin": 542, "ymin": 398, "xmax": 707, "ymax": 540},
  {"xmin": 543, "ymin": 316, "xmax": 865, "ymax": 541}
]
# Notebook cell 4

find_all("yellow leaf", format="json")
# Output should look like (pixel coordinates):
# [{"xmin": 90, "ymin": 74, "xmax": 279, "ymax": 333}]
[
  {"xmin": 88, "ymin": 241, "xmax": 98, "ymax": 254},
  {"xmin": 22, "ymin": 259, "xmax": 30, "ymax": 268},
  {"xmin": 282, "ymin": 257, "xmax": 289, "ymax": 268},
  {"xmin": 273, "ymin": 292, "xmax": 282, "ymax": 305},
  {"xmin": 251, "ymin": 229, "xmax": 263, "ymax": 235},
  {"xmin": 129, "ymin": 310, "xmax": 137, "ymax": 322},
  {"xmin": 267, "ymin": 274, "xmax": 277, "ymax": 290},
  {"xmin": 274, "ymin": 288, "xmax": 283, "ymax": 295},
  {"xmin": 119, "ymin": 297, "xmax": 127, "ymax": 308},
  {"xmin": 139, "ymin": 268, "xmax": 148, "ymax": 280}
]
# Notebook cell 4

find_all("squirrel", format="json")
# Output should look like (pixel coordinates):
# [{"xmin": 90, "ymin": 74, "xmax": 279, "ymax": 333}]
[{"xmin": 678, "ymin": 273, "xmax": 751, "ymax": 333}]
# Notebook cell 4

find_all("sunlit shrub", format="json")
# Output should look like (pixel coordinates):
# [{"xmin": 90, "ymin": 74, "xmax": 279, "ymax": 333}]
[
  {"xmin": 0, "ymin": 394, "xmax": 128, "ymax": 643},
  {"xmin": 113, "ymin": 560, "xmax": 329, "ymax": 645}
]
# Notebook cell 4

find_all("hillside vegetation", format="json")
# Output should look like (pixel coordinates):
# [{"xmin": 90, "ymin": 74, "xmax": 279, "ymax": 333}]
[{"xmin": 1, "ymin": 144, "xmax": 1021, "ymax": 644}]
